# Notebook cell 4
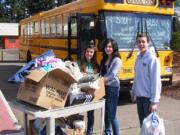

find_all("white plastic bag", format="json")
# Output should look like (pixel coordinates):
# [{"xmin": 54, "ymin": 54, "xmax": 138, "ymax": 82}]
[{"xmin": 141, "ymin": 112, "xmax": 165, "ymax": 135}]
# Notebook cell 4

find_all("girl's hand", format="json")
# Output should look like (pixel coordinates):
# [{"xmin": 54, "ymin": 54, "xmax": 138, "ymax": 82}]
[{"xmin": 103, "ymin": 77, "xmax": 108, "ymax": 82}]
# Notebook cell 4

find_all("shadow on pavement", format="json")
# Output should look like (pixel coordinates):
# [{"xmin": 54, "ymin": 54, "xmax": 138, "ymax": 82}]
[
  {"xmin": 0, "ymin": 65, "xmax": 22, "ymax": 101},
  {"xmin": 118, "ymin": 90, "xmax": 132, "ymax": 106}
]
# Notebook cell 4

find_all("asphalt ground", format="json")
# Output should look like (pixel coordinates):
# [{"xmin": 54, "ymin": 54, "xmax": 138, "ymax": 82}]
[{"xmin": 0, "ymin": 62, "xmax": 180, "ymax": 135}]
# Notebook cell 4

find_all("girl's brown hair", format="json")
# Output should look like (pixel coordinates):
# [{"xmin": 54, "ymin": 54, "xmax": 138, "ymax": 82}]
[
  {"xmin": 80, "ymin": 43, "xmax": 99, "ymax": 73},
  {"xmin": 101, "ymin": 38, "xmax": 121, "ymax": 66}
]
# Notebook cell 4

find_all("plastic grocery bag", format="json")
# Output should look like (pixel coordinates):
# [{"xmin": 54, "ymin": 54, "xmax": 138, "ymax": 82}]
[{"xmin": 140, "ymin": 112, "xmax": 165, "ymax": 135}]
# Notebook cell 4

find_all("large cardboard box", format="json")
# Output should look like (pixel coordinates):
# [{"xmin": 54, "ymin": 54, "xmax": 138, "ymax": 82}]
[
  {"xmin": 17, "ymin": 68, "xmax": 105, "ymax": 109},
  {"xmin": 92, "ymin": 77, "xmax": 105, "ymax": 101},
  {"xmin": 17, "ymin": 68, "xmax": 78, "ymax": 109}
]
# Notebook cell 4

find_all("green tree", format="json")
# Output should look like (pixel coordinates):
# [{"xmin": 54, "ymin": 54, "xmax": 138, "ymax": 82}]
[
  {"xmin": 56, "ymin": 0, "xmax": 72, "ymax": 6},
  {"xmin": 171, "ymin": 21, "xmax": 180, "ymax": 51},
  {"xmin": 0, "ymin": 1, "xmax": 8, "ymax": 22},
  {"xmin": 26, "ymin": 0, "xmax": 56, "ymax": 15},
  {"xmin": 4, "ymin": 0, "xmax": 29, "ymax": 22},
  {"xmin": 0, "ymin": 0, "xmax": 73, "ymax": 22},
  {"xmin": 175, "ymin": 0, "xmax": 180, "ymax": 7},
  {"xmin": 171, "ymin": 32, "xmax": 180, "ymax": 50}
]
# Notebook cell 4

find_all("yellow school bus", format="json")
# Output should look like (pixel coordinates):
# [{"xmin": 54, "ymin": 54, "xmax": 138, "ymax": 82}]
[{"xmin": 19, "ymin": 0, "xmax": 177, "ymax": 87}]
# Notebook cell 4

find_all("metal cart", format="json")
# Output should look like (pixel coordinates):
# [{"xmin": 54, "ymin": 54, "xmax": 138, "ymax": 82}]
[{"xmin": 10, "ymin": 99, "xmax": 105, "ymax": 135}]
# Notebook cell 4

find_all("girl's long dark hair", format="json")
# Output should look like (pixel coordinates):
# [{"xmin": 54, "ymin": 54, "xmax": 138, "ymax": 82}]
[
  {"xmin": 101, "ymin": 38, "xmax": 121, "ymax": 66},
  {"xmin": 80, "ymin": 44, "xmax": 99, "ymax": 73}
]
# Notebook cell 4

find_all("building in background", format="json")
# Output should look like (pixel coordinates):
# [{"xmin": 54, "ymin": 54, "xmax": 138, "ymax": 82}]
[{"xmin": 0, "ymin": 23, "xmax": 19, "ymax": 49}]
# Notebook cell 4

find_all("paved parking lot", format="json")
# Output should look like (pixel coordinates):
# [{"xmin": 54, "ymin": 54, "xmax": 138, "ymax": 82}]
[
  {"xmin": 118, "ymin": 96, "xmax": 180, "ymax": 135},
  {"xmin": 0, "ymin": 62, "xmax": 180, "ymax": 135}
]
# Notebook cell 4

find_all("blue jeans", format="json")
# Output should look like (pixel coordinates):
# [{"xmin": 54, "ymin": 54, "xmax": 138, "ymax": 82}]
[
  {"xmin": 104, "ymin": 86, "xmax": 120, "ymax": 135},
  {"xmin": 136, "ymin": 97, "xmax": 151, "ymax": 127},
  {"xmin": 86, "ymin": 110, "xmax": 94, "ymax": 135}
]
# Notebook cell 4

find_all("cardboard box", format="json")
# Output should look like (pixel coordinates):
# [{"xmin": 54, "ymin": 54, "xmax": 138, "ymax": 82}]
[
  {"xmin": 63, "ymin": 128, "xmax": 85, "ymax": 135},
  {"xmin": 17, "ymin": 68, "xmax": 105, "ymax": 109},
  {"xmin": 17, "ymin": 68, "xmax": 78, "ymax": 109},
  {"xmin": 81, "ymin": 78, "xmax": 105, "ymax": 102}
]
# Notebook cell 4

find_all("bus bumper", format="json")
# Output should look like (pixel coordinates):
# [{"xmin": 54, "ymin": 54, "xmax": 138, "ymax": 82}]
[
  {"xmin": 161, "ymin": 74, "xmax": 173, "ymax": 86},
  {"xmin": 120, "ymin": 74, "xmax": 173, "ymax": 90}
]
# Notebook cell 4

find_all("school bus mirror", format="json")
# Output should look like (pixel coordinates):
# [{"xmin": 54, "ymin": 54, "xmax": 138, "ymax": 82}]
[{"xmin": 172, "ymin": 16, "xmax": 179, "ymax": 32}]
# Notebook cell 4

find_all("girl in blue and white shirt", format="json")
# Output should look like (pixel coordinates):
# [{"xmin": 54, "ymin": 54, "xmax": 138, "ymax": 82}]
[{"xmin": 100, "ymin": 38, "xmax": 122, "ymax": 135}]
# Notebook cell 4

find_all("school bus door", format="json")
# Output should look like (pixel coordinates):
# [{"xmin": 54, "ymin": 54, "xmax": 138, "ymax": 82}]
[{"xmin": 77, "ymin": 13, "xmax": 96, "ymax": 60}]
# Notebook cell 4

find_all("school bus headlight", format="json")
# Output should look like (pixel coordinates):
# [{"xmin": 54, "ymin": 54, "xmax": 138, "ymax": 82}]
[{"xmin": 164, "ymin": 67, "xmax": 172, "ymax": 73}]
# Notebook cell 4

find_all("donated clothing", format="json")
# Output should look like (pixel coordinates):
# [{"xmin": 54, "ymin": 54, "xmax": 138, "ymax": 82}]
[
  {"xmin": 102, "ymin": 57, "xmax": 122, "ymax": 88},
  {"xmin": 131, "ymin": 51, "xmax": 161, "ymax": 103},
  {"xmin": 8, "ymin": 50, "xmax": 54, "ymax": 83}
]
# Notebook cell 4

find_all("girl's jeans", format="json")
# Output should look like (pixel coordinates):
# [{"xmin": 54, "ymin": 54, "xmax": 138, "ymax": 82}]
[
  {"xmin": 136, "ymin": 97, "xmax": 151, "ymax": 127},
  {"xmin": 104, "ymin": 86, "xmax": 120, "ymax": 135}
]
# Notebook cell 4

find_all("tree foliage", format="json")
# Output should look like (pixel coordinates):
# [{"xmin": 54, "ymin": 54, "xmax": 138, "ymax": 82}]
[
  {"xmin": 0, "ymin": 1, "xmax": 8, "ymax": 22},
  {"xmin": 0, "ymin": 0, "xmax": 73, "ymax": 23},
  {"xmin": 171, "ymin": 32, "xmax": 180, "ymax": 50},
  {"xmin": 171, "ymin": 21, "xmax": 180, "ymax": 51},
  {"xmin": 4, "ymin": 0, "xmax": 29, "ymax": 22},
  {"xmin": 175, "ymin": 0, "xmax": 180, "ymax": 7},
  {"xmin": 26, "ymin": 0, "xmax": 55, "ymax": 15}
]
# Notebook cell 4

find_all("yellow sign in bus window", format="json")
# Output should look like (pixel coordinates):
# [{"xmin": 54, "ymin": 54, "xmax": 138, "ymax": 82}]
[{"xmin": 126, "ymin": 0, "xmax": 156, "ymax": 5}]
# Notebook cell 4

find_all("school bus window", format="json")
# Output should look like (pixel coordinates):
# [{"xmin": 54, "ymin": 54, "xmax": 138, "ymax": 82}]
[
  {"xmin": 23, "ymin": 28, "xmax": 25, "ymax": 36},
  {"xmin": 22, "ymin": 26, "xmax": 25, "ymax": 36},
  {"xmin": 34, "ymin": 21, "xmax": 39, "ymax": 33},
  {"xmin": 20, "ymin": 25, "xmax": 22, "ymax": 36},
  {"xmin": 27, "ymin": 23, "xmax": 30, "ymax": 36},
  {"xmin": 71, "ymin": 17, "xmax": 77, "ymax": 36},
  {"xmin": 28, "ymin": 22, "xmax": 33, "ymax": 37},
  {"xmin": 27, "ymin": 23, "xmax": 29, "ymax": 37},
  {"xmin": 63, "ymin": 14, "xmax": 69, "ymax": 36},
  {"xmin": 56, "ymin": 15, "xmax": 63, "ymax": 36},
  {"xmin": 104, "ymin": 0, "xmax": 123, "ymax": 3},
  {"xmin": 21, "ymin": 25, "xmax": 25, "ymax": 36},
  {"xmin": 45, "ymin": 18, "xmax": 50, "ymax": 36},
  {"xmin": 50, "ymin": 17, "xmax": 56, "ymax": 36},
  {"xmin": 25, "ymin": 25, "xmax": 28, "ymax": 36},
  {"xmin": 24, "ymin": 25, "xmax": 26, "ymax": 36},
  {"xmin": 31, "ymin": 22, "xmax": 34, "ymax": 35},
  {"xmin": 41, "ymin": 19, "xmax": 46, "ymax": 36}
]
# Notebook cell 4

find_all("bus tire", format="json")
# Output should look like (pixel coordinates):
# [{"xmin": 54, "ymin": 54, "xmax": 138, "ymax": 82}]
[
  {"xmin": 167, "ymin": 75, "xmax": 173, "ymax": 86},
  {"xmin": 27, "ymin": 50, "xmax": 32, "ymax": 62},
  {"xmin": 163, "ymin": 75, "xmax": 173, "ymax": 86}
]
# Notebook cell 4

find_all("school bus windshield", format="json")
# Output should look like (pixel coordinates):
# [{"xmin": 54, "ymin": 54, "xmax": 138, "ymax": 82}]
[{"xmin": 104, "ymin": 11, "xmax": 172, "ymax": 50}]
